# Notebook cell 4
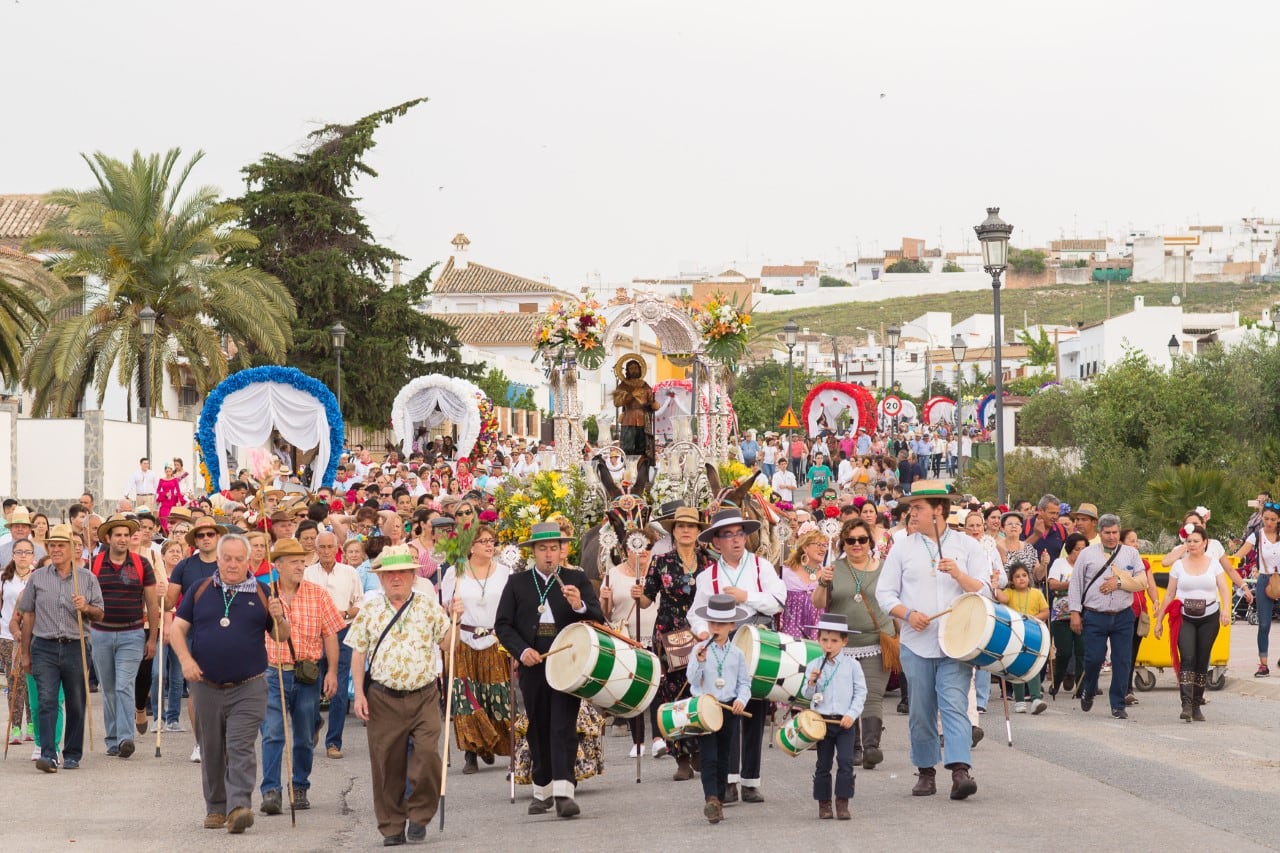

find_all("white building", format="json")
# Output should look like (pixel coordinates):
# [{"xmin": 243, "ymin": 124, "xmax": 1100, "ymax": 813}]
[
  {"xmin": 426, "ymin": 235, "xmax": 574, "ymax": 314},
  {"xmin": 1057, "ymin": 296, "xmax": 1184, "ymax": 380},
  {"xmin": 1131, "ymin": 222, "xmax": 1280, "ymax": 283},
  {"xmin": 760, "ymin": 263, "xmax": 819, "ymax": 293}
]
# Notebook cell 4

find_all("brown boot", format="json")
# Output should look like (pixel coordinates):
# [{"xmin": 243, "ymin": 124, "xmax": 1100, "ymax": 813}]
[
  {"xmin": 672, "ymin": 758, "xmax": 694, "ymax": 781},
  {"xmin": 949, "ymin": 765, "xmax": 977, "ymax": 800},
  {"xmin": 723, "ymin": 783, "xmax": 738, "ymax": 803},
  {"xmin": 835, "ymin": 798, "xmax": 851, "ymax": 820},
  {"xmin": 703, "ymin": 797, "xmax": 723, "ymax": 824},
  {"xmin": 1192, "ymin": 674, "xmax": 1207, "ymax": 721},
  {"xmin": 818, "ymin": 800, "xmax": 833, "ymax": 819},
  {"xmin": 911, "ymin": 767, "xmax": 936, "ymax": 796}
]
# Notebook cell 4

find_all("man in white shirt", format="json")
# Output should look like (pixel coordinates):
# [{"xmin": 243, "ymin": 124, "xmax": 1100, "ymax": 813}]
[
  {"xmin": 304, "ymin": 531, "xmax": 363, "ymax": 759},
  {"xmin": 837, "ymin": 454, "xmax": 855, "ymax": 490},
  {"xmin": 876, "ymin": 480, "xmax": 990, "ymax": 801},
  {"xmin": 688, "ymin": 510, "xmax": 785, "ymax": 805},
  {"xmin": 124, "ymin": 458, "xmax": 159, "ymax": 506},
  {"xmin": 959, "ymin": 431, "xmax": 973, "ymax": 476},
  {"xmin": 771, "ymin": 467, "xmax": 797, "ymax": 503}
]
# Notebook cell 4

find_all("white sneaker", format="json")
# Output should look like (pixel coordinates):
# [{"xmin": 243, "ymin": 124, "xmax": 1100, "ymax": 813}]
[
  {"xmin": 1014, "ymin": 701, "xmax": 1027, "ymax": 714},
  {"xmin": 1032, "ymin": 699, "xmax": 1047, "ymax": 715},
  {"xmin": 628, "ymin": 743, "xmax": 641, "ymax": 758},
  {"xmin": 651, "ymin": 738, "xmax": 668, "ymax": 758},
  {"xmin": 31, "ymin": 745, "xmax": 40, "ymax": 761},
  {"xmin": 163, "ymin": 721, "xmax": 185, "ymax": 733},
  {"xmin": 190, "ymin": 744, "xmax": 201, "ymax": 763}
]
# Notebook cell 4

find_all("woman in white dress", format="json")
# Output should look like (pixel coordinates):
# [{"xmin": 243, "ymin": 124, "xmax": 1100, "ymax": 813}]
[{"xmin": 440, "ymin": 525, "xmax": 513, "ymax": 774}]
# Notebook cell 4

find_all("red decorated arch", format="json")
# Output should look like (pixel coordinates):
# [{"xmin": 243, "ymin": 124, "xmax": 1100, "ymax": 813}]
[{"xmin": 801, "ymin": 382, "xmax": 876, "ymax": 437}]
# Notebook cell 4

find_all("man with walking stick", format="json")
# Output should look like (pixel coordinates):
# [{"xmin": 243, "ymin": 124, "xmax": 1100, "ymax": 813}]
[
  {"xmin": 17, "ymin": 524, "xmax": 103, "ymax": 772},
  {"xmin": 170, "ymin": 533, "xmax": 288, "ymax": 834},
  {"xmin": 259, "ymin": 538, "xmax": 342, "ymax": 817},
  {"xmin": 347, "ymin": 544, "xmax": 451, "ymax": 846}
]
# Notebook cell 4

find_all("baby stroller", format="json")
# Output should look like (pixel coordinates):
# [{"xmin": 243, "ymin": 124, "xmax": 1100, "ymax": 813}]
[{"xmin": 1234, "ymin": 577, "xmax": 1255, "ymax": 624}]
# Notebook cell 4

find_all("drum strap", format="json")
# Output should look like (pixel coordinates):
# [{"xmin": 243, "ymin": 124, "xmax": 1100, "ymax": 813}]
[
  {"xmin": 711, "ymin": 556, "xmax": 764, "ymax": 595},
  {"xmin": 1081, "ymin": 548, "xmax": 1121, "ymax": 605}
]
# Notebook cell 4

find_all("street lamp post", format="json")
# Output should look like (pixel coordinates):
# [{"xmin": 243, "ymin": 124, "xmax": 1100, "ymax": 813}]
[
  {"xmin": 783, "ymin": 320, "xmax": 799, "ymax": 436},
  {"xmin": 950, "ymin": 333, "xmax": 967, "ymax": 477},
  {"xmin": 139, "ymin": 305, "xmax": 156, "ymax": 465},
  {"xmin": 1167, "ymin": 335, "xmax": 1180, "ymax": 359},
  {"xmin": 331, "ymin": 322, "xmax": 347, "ymax": 412},
  {"xmin": 886, "ymin": 325, "xmax": 901, "ymax": 432},
  {"xmin": 829, "ymin": 334, "xmax": 841, "ymax": 382},
  {"xmin": 974, "ymin": 207, "xmax": 1014, "ymax": 504}
]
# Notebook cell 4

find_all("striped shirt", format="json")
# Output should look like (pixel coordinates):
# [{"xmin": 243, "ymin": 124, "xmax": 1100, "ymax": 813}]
[
  {"xmin": 17, "ymin": 564, "xmax": 105, "ymax": 641},
  {"xmin": 92, "ymin": 552, "xmax": 156, "ymax": 631},
  {"xmin": 266, "ymin": 580, "xmax": 343, "ymax": 665}
]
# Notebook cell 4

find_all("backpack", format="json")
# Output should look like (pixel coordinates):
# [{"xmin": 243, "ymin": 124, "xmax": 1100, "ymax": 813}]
[{"xmin": 92, "ymin": 550, "xmax": 147, "ymax": 585}]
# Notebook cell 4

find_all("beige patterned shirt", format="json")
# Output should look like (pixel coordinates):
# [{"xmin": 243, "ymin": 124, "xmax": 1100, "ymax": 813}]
[{"xmin": 344, "ymin": 592, "xmax": 450, "ymax": 691}]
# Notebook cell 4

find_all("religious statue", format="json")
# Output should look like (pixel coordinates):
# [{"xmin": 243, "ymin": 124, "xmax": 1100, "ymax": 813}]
[{"xmin": 612, "ymin": 355, "xmax": 658, "ymax": 461}]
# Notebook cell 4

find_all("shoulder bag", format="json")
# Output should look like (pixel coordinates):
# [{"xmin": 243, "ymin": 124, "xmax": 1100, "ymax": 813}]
[
  {"xmin": 362, "ymin": 593, "xmax": 416, "ymax": 693},
  {"xmin": 853, "ymin": 570, "xmax": 900, "ymax": 673},
  {"xmin": 1260, "ymin": 532, "xmax": 1280, "ymax": 601}
]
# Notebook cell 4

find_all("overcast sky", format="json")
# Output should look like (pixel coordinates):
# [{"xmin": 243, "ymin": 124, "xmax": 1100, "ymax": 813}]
[{"xmin": 5, "ymin": 1, "xmax": 1275, "ymax": 287}]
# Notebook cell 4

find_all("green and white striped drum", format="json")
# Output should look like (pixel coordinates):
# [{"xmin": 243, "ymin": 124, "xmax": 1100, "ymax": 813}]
[
  {"xmin": 657, "ymin": 695, "xmax": 724, "ymax": 741},
  {"xmin": 775, "ymin": 710, "xmax": 827, "ymax": 756},
  {"xmin": 733, "ymin": 625, "xmax": 824, "ymax": 703},
  {"xmin": 545, "ymin": 623, "xmax": 661, "ymax": 718}
]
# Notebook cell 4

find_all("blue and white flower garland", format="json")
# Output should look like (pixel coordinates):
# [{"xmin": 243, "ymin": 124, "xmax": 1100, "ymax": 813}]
[{"xmin": 197, "ymin": 365, "xmax": 345, "ymax": 494}]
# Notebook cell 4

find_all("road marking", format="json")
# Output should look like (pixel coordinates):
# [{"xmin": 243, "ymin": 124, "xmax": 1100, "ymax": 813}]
[
  {"xmin": 1230, "ymin": 749, "xmax": 1252, "ymax": 758},
  {"xmin": 1154, "ymin": 733, "xmax": 1190, "ymax": 742}
]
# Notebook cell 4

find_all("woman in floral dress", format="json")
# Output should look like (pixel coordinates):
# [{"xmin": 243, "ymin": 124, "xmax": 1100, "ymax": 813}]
[
  {"xmin": 777, "ymin": 528, "xmax": 826, "ymax": 639},
  {"xmin": 638, "ymin": 507, "xmax": 713, "ymax": 781}
]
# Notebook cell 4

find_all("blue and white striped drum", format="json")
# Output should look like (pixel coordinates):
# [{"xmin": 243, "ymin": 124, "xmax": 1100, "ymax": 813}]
[{"xmin": 939, "ymin": 593, "xmax": 1050, "ymax": 684}]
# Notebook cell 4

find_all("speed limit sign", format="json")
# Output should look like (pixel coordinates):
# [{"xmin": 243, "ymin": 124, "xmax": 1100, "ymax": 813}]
[{"xmin": 883, "ymin": 395, "xmax": 903, "ymax": 417}]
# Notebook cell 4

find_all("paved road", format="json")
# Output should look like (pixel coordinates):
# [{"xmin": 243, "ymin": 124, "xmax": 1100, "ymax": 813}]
[{"xmin": 3, "ymin": 622, "xmax": 1279, "ymax": 851}]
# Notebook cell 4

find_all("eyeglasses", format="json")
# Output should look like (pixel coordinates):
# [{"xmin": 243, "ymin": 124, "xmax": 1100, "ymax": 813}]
[
  {"xmin": 473, "ymin": 538, "xmax": 496, "ymax": 546},
  {"xmin": 844, "ymin": 536, "xmax": 871, "ymax": 546},
  {"xmin": 456, "ymin": 509, "xmax": 475, "ymax": 517},
  {"xmin": 12, "ymin": 549, "xmax": 34, "ymax": 557},
  {"xmin": 380, "ymin": 492, "xmax": 393, "ymax": 498},
  {"xmin": 715, "ymin": 530, "xmax": 747, "ymax": 540}
]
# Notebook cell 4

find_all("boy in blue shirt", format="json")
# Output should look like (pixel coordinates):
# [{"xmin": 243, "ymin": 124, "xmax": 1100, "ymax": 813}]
[
  {"xmin": 801, "ymin": 613, "xmax": 867, "ymax": 820},
  {"xmin": 687, "ymin": 593, "xmax": 750, "ymax": 824}
]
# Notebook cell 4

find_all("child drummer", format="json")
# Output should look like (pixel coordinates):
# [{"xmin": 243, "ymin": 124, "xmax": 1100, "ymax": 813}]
[
  {"xmin": 801, "ymin": 613, "xmax": 868, "ymax": 820},
  {"xmin": 687, "ymin": 594, "xmax": 751, "ymax": 824}
]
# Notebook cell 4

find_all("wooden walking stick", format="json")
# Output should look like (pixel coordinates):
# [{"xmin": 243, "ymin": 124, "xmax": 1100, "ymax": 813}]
[
  {"xmin": 999, "ymin": 676, "xmax": 1013, "ymax": 747},
  {"xmin": 71, "ymin": 563, "xmax": 94, "ymax": 752},
  {"xmin": 5, "ymin": 651, "xmax": 19, "ymax": 761},
  {"xmin": 272, "ymin": 579, "xmax": 296, "ymax": 827},
  {"xmin": 155, "ymin": 602, "xmax": 164, "ymax": 758},
  {"xmin": 440, "ymin": 607, "xmax": 460, "ymax": 832}
]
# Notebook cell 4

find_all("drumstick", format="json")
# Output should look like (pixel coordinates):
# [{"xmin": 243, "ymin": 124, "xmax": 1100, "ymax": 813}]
[
  {"xmin": 925, "ymin": 608, "xmax": 953, "ymax": 623},
  {"xmin": 714, "ymin": 701, "xmax": 752, "ymax": 718},
  {"xmin": 1000, "ymin": 675, "xmax": 1013, "ymax": 747},
  {"xmin": 541, "ymin": 645, "xmax": 572, "ymax": 659}
]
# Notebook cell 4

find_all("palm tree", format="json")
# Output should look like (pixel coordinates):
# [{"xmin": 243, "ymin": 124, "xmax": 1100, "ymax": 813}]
[
  {"xmin": 0, "ymin": 250, "xmax": 61, "ymax": 386},
  {"xmin": 24, "ymin": 149, "xmax": 295, "ymax": 416}
]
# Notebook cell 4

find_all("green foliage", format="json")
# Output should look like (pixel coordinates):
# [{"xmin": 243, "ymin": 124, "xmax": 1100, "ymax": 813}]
[
  {"xmin": 1017, "ymin": 327, "xmax": 1056, "ymax": 366},
  {"xmin": 25, "ymin": 149, "xmax": 294, "ymax": 416},
  {"xmin": 1125, "ymin": 465, "xmax": 1251, "ymax": 542},
  {"xmin": 0, "ymin": 255, "xmax": 58, "ymax": 386},
  {"xmin": 960, "ymin": 450, "xmax": 1077, "ymax": 510},
  {"xmin": 583, "ymin": 414, "xmax": 599, "ymax": 443},
  {"xmin": 1005, "ymin": 372, "xmax": 1055, "ymax": 396},
  {"xmin": 819, "ymin": 275, "xmax": 853, "ymax": 288},
  {"xmin": 942, "ymin": 260, "xmax": 965, "ymax": 273},
  {"xmin": 227, "ymin": 99, "xmax": 476, "ymax": 428},
  {"xmin": 477, "ymin": 367, "xmax": 513, "ymax": 405},
  {"xmin": 511, "ymin": 388, "xmax": 537, "ymax": 411},
  {"xmin": 730, "ymin": 360, "xmax": 821, "ymax": 433},
  {"xmin": 886, "ymin": 259, "xmax": 930, "ymax": 274},
  {"xmin": 1008, "ymin": 248, "xmax": 1047, "ymax": 274}
]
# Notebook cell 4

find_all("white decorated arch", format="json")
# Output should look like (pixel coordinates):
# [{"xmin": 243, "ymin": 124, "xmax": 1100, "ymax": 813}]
[{"xmin": 391, "ymin": 375, "xmax": 485, "ymax": 458}]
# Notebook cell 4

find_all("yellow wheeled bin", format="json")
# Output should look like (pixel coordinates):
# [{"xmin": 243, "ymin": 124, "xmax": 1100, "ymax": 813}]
[{"xmin": 1132, "ymin": 554, "xmax": 1232, "ymax": 692}]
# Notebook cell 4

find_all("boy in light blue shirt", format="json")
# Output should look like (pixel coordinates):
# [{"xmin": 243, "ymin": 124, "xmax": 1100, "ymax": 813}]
[
  {"xmin": 687, "ymin": 593, "xmax": 751, "ymax": 825},
  {"xmin": 800, "ymin": 613, "xmax": 867, "ymax": 821}
]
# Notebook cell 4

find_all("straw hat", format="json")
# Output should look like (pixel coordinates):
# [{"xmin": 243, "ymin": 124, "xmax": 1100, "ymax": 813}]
[
  {"xmin": 519, "ymin": 521, "xmax": 575, "ymax": 548},
  {"xmin": 659, "ymin": 506, "xmax": 707, "ymax": 533},
  {"xmin": 184, "ymin": 518, "xmax": 228, "ymax": 547},
  {"xmin": 371, "ymin": 544, "xmax": 418, "ymax": 573},
  {"xmin": 270, "ymin": 538, "xmax": 308, "ymax": 561},
  {"xmin": 1071, "ymin": 502, "xmax": 1099, "ymax": 521},
  {"xmin": 167, "ymin": 506, "xmax": 193, "ymax": 524},
  {"xmin": 6, "ymin": 506, "xmax": 32, "ymax": 527},
  {"xmin": 98, "ymin": 513, "xmax": 140, "ymax": 542},
  {"xmin": 898, "ymin": 480, "xmax": 958, "ymax": 505},
  {"xmin": 46, "ymin": 524, "xmax": 75, "ymax": 544}
]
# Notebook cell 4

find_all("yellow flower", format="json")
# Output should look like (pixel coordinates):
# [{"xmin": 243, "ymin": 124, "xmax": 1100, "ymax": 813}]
[{"xmin": 553, "ymin": 486, "xmax": 568, "ymax": 499}]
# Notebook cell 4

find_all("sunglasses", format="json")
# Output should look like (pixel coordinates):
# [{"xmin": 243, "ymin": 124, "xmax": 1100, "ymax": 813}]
[
  {"xmin": 1265, "ymin": 501, "xmax": 1280, "ymax": 512},
  {"xmin": 195, "ymin": 531, "xmax": 218, "ymax": 540},
  {"xmin": 456, "ymin": 509, "xmax": 475, "ymax": 517},
  {"xmin": 844, "ymin": 536, "xmax": 871, "ymax": 545}
]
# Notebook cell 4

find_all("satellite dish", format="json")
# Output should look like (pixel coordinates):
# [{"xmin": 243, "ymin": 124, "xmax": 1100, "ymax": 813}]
[{"xmin": 1172, "ymin": 295, "xmax": 1181, "ymax": 305}]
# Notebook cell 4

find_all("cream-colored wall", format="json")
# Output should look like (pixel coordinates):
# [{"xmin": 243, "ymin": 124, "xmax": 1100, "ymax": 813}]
[{"xmin": 17, "ymin": 419, "xmax": 84, "ymax": 500}]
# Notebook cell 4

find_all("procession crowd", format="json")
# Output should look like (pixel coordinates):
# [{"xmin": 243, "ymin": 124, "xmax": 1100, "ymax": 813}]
[{"xmin": 0, "ymin": 421, "xmax": 1275, "ymax": 844}]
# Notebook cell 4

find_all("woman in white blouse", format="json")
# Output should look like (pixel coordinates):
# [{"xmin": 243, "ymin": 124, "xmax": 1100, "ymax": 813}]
[
  {"xmin": 440, "ymin": 525, "xmax": 513, "ymax": 774},
  {"xmin": 1153, "ymin": 525, "xmax": 1230, "ymax": 722},
  {"xmin": 601, "ymin": 530, "xmax": 662, "ymax": 758},
  {"xmin": 1232, "ymin": 501, "xmax": 1280, "ymax": 677}
]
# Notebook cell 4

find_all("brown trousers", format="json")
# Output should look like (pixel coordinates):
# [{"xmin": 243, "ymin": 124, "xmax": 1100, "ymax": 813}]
[{"xmin": 367, "ymin": 683, "xmax": 443, "ymax": 837}]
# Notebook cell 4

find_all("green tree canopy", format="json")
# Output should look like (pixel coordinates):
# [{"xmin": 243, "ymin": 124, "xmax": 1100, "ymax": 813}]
[
  {"xmin": 942, "ymin": 259, "xmax": 964, "ymax": 273},
  {"xmin": 227, "ymin": 99, "xmax": 475, "ymax": 427},
  {"xmin": 819, "ymin": 275, "xmax": 852, "ymax": 288},
  {"xmin": 0, "ymin": 253, "xmax": 58, "ymax": 387},
  {"xmin": 886, "ymin": 259, "xmax": 930, "ymax": 274},
  {"xmin": 25, "ymin": 149, "xmax": 294, "ymax": 416},
  {"xmin": 1017, "ymin": 327, "xmax": 1056, "ymax": 366},
  {"xmin": 1008, "ymin": 248, "xmax": 1047, "ymax": 274},
  {"xmin": 730, "ymin": 360, "xmax": 822, "ymax": 434}
]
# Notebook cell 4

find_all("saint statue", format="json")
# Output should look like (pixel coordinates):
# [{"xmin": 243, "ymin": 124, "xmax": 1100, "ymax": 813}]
[{"xmin": 612, "ymin": 355, "xmax": 657, "ymax": 461}]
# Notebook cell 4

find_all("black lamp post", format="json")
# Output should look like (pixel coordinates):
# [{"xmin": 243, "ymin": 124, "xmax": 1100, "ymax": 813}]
[
  {"xmin": 950, "ymin": 333, "xmax": 967, "ymax": 474},
  {"xmin": 887, "ymin": 324, "xmax": 901, "ymax": 389},
  {"xmin": 331, "ymin": 322, "xmax": 347, "ymax": 411},
  {"xmin": 783, "ymin": 320, "xmax": 799, "ymax": 435},
  {"xmin": 1167, "ymin": 335, "xmax": 1180, "ymax": 358},
  {"xmin": 139, "ymin": 305, "xmax": 156, "ymax": 464},
  {"xmin": 974, "ymin": 206, "xmax": 1014, "ymax": 503}
]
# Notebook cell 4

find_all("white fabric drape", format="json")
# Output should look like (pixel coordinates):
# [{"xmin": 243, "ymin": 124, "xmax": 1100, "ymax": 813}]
[
  {"xmin": 391, "ymin": 375, "xmax": 485, "ymax": 459},
  {"xmin": 214, "ymin": 382, "xmax": 332, "ymax": 492}
]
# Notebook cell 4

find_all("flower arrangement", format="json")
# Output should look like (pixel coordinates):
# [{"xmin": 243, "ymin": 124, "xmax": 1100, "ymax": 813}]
[
  {"xmin": 197, "ymin": 450, "xmax": 213, "ymax": 496},
  {"xmin": 535, "ymin": 300, "xmax": 607, "ymax": 370},
  {"xmin": 471, "ymin": 392, "xmax": 500, "ymax": 461},
  {"xmin": 493, "ymin": 467, "xmax": 593, "ymax": 563},
  {"xmin": 196, "ymin": 366, "xmax": 344, "ymax": 495},
  {"xmin": 690, "ymin": 292, "xmax": 751, "ymax": 369}
]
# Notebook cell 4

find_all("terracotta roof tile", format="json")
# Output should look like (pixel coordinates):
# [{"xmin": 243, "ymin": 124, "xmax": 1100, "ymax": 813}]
[
  {"xmin": 1050, "ymin": 239, "xmax": 1106, "ymax": 252},
  {"xmin": 429, "ymin": 312, "xmax": 545, "ymax": 345},
  {"xmin": 760, "ymin": 264, "xmax": 818, "ymax": 278},
  {"xmin": 0, "ymin": 195, "xmax": 63, "ymax": 247},
  {"xmin": 432, "ymin": 257, "xmax": 564, "ymax": 295}
]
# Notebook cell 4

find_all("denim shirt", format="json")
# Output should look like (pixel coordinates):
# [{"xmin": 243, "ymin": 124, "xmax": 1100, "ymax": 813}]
[
  {"xmin": 687, "ymin": 638, "xmax": 751, "ymax": 706},
  {"xmin": 801, "ymin": 653, "xmax": 868, "ymax": 720}
]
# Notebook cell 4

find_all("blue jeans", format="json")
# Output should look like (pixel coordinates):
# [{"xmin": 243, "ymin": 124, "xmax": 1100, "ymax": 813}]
[
  {"xmin": 698, "ymin": 714, "xmax": 739, "ymax": 800},
  {"xmin": 900, "ymin": 645, "xmax": 974, "ymax": 769},
  {"xmin": 1256, "ymin": 581, "xmax": 1276, "ymax": 657},
  {"xmin": 789, "ymin": 457, "xmax": 805, "ymax": 481},
  {"xmin": 149, "ymin": 644, "xmax": 183, "ymax": 724},
  {"xmin": 30, "ymin": 638, "xmax": 87, "ymax": 763},
  {"xmin": 762, "ymin": 462, "xmax": 776, "ymax": 481},
  {"xmin": 974, "ymin": 668, "xmax": 991, "ymax": 711},
  {"xmin": 89, "ymin": 628, "xmax": 145, "ymax": 750},
  {"xmin": 260, "ymin": 667, "xmax": 321, "ymax": 793},
  {"xmin": 1081, "ymin": 609, "xmax": 1135, "ymax": 712},
  {"xmin": 319, "ymin": 627, "xmax": 352, "ymax": 749},
  {"xmin": 813, "ymin": 722, "xmax": 856, "ymax": 800}
]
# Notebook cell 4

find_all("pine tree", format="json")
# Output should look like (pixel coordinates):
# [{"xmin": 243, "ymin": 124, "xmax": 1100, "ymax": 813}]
[{"xmin": 227, "ymin": 99, "xmax": 475, "ymax": 427}]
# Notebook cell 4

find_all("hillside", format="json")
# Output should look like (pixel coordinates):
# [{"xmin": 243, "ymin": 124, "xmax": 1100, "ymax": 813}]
[{"xmin": 750, "ymin": 280, "xmax": 1280, "ymax": 338}]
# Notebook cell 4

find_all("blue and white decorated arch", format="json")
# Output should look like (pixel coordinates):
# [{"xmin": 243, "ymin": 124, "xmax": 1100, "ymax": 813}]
[
  {"xmin": 391, "ymin": 374, "xmax": 484, "ymax": 458},
  {"xmin": 197, "ymin": 366, "xmax": 344, "ymax": 493}
]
